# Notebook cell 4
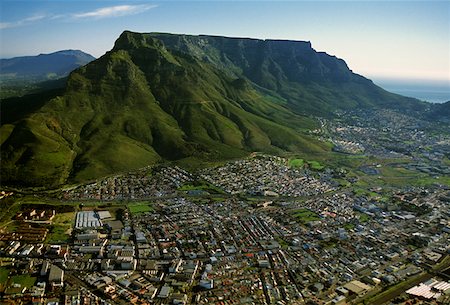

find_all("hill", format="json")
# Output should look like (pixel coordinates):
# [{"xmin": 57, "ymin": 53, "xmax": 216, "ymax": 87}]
[
  {"xmin": 0, "ymin": 31, "xmax": 426, "ymax": 187},
  {"xmin": 0, "ymin": 50, "xmax": 95, "ymax": 78},
  {"xmin": 0, "ymin": 50, "xmax": 95, "ymax": 98}
]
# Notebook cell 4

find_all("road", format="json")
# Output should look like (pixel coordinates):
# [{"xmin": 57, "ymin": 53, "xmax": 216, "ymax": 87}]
[{"xmin": 357, "ymin": 254, "xmax": 450, "ymax": 305}]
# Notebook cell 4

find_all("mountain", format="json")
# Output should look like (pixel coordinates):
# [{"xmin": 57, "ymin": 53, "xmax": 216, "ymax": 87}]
[
  {"xmin": 136, "ymin": 32, "xmax": 424, "ymax": 115},
  {"xmin": 0, "ymin": 50, "xmax": 95, "ymax": 79},
  {"xmin": 0, "ymin": 50, "xmax": 95, "ymax": 98},
  {"xmin": 0, "ymin": 31, "xmax": 425, "ymax": 187}
]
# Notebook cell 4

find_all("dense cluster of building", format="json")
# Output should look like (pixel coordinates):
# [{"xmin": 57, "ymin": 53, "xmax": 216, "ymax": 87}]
[
  {"xmin": 324, "ymin": 110, "xmax": 450, "ymax": 172},
  {"xmin": 200, "ymin": 155, "xmax": 334, "ymax": 197},
  {"xmin": 1, "ymin": 182, "xmax": 448, "ymax": 304},
  {"xmin": 0, "ymin": 208, "xmax": 56, "ymax": 242},
  {"xmin": 63, "ymin": 166, "xmax": 193, "ymax": 201},
  {"xmin": 0, "ymin": 107, "xmax": 449, "ymax": 304}
]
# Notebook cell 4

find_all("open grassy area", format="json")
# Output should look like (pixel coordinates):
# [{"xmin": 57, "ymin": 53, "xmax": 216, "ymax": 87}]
[
  {"xmin": 378, "ymin": 166, "xmax": 421, "ymax": 183},
  {"xmin": 327, "ymin": 155, "xmax": 450, "ymax": 190},
  {"xmin": 376, "ymin": 165, "xmax": 450, "ymax": 187},
  {"xmin": 306, "ymin": 160, "xmax": 324, "ymax": 170},
  {"xmin": 0, "ymin": 267, "xmax": 10, "ymax": 286},
  {"xmin": 443, "ymin": 157, "xmax": 450, "ymax": 166},
  {"xmin": 45, "ymin": 211, "xmax": 75, "ymax": 244},
  {"xmin": 414, "ymin": 175, "xmax": 450, "ymax": 187},
  {"xmin": 343, "ymin": 223, "xmax": 355, "ymax": 230},
  {"xmin": 334, "ymin": 178, "xmax": 351, "ymax": 187},
  {"xmin": 10, "ymin": 274, "xmax": 36, "ymax": 287},
  {"xmin": 292, "ymin": 208, "xmax": 321, "ymax": 224},
  {"xmin": 178, "ymin": 184, "xmax": 200, "ymax": 192},
  {"xmin": 287, "ymin": 156, "xmax": 325, "ymax": 170},
  {"xmin": 128, "ymin": 203, "xmax": 154, "ymax": 214},
  {"xmin": 178, "ymin": 180, "xmax": 226, "ymax": 194},
  {"xmin": 288, "ymin": 158, "xmax": 304, "ymax": 168},
  {"xmin": 4, "ymin": 274, "xmax": 36, "ymax": 295},
  {"xmin": 358, "ymin": 213, "xmax": 371, "ymax": 223}
]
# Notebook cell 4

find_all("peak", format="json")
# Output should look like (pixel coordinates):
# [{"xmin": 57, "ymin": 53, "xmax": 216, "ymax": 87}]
[
  {"xmin": 114, "ymin": 31, "xmax": 157, "ymax": 50},
  {"xmin": 34, "ymin": 50, "xmax": 95, "ymax": 59},
  {"xmin": 54, "ymin": 50, "xmax": 86, "ymax": 55}
]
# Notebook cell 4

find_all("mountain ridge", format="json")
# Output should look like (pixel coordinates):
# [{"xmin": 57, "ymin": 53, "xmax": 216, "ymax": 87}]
[
  {"xmin": 0, "ymin": 50, "xmax": 95, "ymax": 98},
  {"xmin": 116, "ymin": 31, "xmax": 423, "ymax": 114},
  {"xmin": 0, "ymin": 49, "xmax": 95, "ymax": 77},
  {"xmin": 0, "ymin": 31, "xmax": 427, "ymax": 187}
]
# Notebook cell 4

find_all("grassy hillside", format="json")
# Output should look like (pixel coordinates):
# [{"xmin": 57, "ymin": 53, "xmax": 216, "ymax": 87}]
[
  {"xmin": 1, "ymin": 31, "xmax": 425, "ymax": 187},
  {"xmin": 1, "ymin": 36, "xmax": 329, "ymax": 187}
]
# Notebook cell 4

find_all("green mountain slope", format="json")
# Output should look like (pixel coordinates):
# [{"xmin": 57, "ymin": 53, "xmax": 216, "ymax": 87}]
[{"xmin": 0, "ymin": 31, "xmax": 423, "ymax": 187}]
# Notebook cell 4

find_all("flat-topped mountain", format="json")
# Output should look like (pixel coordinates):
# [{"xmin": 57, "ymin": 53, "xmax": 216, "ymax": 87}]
[
  {"xmin": 0, "ymin": 31, "xmax": 424, "ymax": 187},
  {"xmin": 116, "ymin": 31, "xmax": 422, "ymax": 114}
]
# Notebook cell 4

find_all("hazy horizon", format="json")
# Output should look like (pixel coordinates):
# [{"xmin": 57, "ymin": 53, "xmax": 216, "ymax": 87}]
[{"xmin": 372, "ymin": 77, "xmax": 450, "ymax": 104}]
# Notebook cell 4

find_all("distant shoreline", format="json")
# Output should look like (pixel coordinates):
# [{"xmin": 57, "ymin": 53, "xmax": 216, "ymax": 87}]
[
  {"xmin": 373, "ymin": 79, "xmax": 450, "ymax": 104},
  {"xmin": 382, "ymin": 87, "xmax": 449, "ymax": 104}
]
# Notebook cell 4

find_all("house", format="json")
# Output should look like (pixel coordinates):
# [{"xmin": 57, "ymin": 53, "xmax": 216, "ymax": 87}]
[
  {"xmin": 40, "ymin": 261, "xmax": 50, "ymax": 276},
  {"xmin": 48, "ymin": 264, "xmax": 64, "ymax": 288},
  {"xmin": 199, "ymin": 279, "xmax": 214, "ymax": 290},
  {"xmin": 343, "ymin": 280, "xmax": 371, "ymax": 297},
  {"xmin": 158, "ymin": 285, "xmax": 171, "ymax": 298},
  {"xmin": 169, "ymin": 259, "xmax": 183, "ymax": 273}
]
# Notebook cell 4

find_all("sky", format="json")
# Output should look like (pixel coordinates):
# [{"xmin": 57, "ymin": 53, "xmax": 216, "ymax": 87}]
[{"xmin": 0, "ymin": 0, "xmax": 449, "ymax": 84}]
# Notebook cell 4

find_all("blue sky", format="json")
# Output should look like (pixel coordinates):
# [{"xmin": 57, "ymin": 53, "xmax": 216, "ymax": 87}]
[{"xmin": 1, "ymin": 1, "xmax": 449, "ymax": 83}]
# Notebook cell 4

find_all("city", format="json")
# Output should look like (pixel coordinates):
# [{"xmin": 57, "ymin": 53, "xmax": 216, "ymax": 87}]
[
  {"xmin": 1, "ymin": 144, "xmax": 449, "ymax": 304},
  {"xmin": 0, "ymin": 2, "xmax": 449, "ymax": 304}
]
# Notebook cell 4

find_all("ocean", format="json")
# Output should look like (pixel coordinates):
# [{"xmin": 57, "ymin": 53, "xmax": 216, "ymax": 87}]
[{"xmin": 373, "ymin": 79, "xmax": 450, "ymax": 104}]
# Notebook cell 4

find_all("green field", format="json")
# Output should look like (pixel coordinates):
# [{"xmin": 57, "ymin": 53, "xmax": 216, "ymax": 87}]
[
  {"xmin": 288, "ymin": 158, "xmax": 305, "ymax": 168},
  {"xmin": 178, "ymin": 181, "xmax": 225, "ymax": 194},
  {"xmin": 292, "ymin": 208, "xmax": 321, "ymax": 224},
  {"xmin": 358, "ymin": 213, "xmax": 371, "ymax": 223},
  {"xmin": 325, "ymin": 155, "xmax": 450, "ymax": 191},
  {"xmin": 288, "ymin": 158, "xmax": 325, "ymax": 170},
  {"xmin": 0, "ymin": 267, "xmax": 10, "ymax": 286},
  {"xmin": 375, "ymin": 165, "xmax": 450, "ymax": 187},
  {"xmin": 306, "ymin": 160, "xmax": 324, "ymax": 170},
  {"xmin": 443, "ymin": 157, "xmax": 450, "ymax": 166},
  {"xmin": 45, "ymin": 212, "xmax": 75, "ymax": 244},
  {"xmin": 343, "ymin": 223, "xmax": 355, "ymax": 230},
  {"xmin": 128, "ymin": 204, "xmax": 154, "ymax": 214},
  {"xmin": 4, "ymin": 274, "xmax": 36, "ymax": 294}
]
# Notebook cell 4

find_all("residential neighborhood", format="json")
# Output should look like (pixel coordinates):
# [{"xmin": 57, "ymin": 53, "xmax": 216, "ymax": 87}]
[{"xmin": 0, "ymin": 111, "xmax": 449, "ymax": 304}]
